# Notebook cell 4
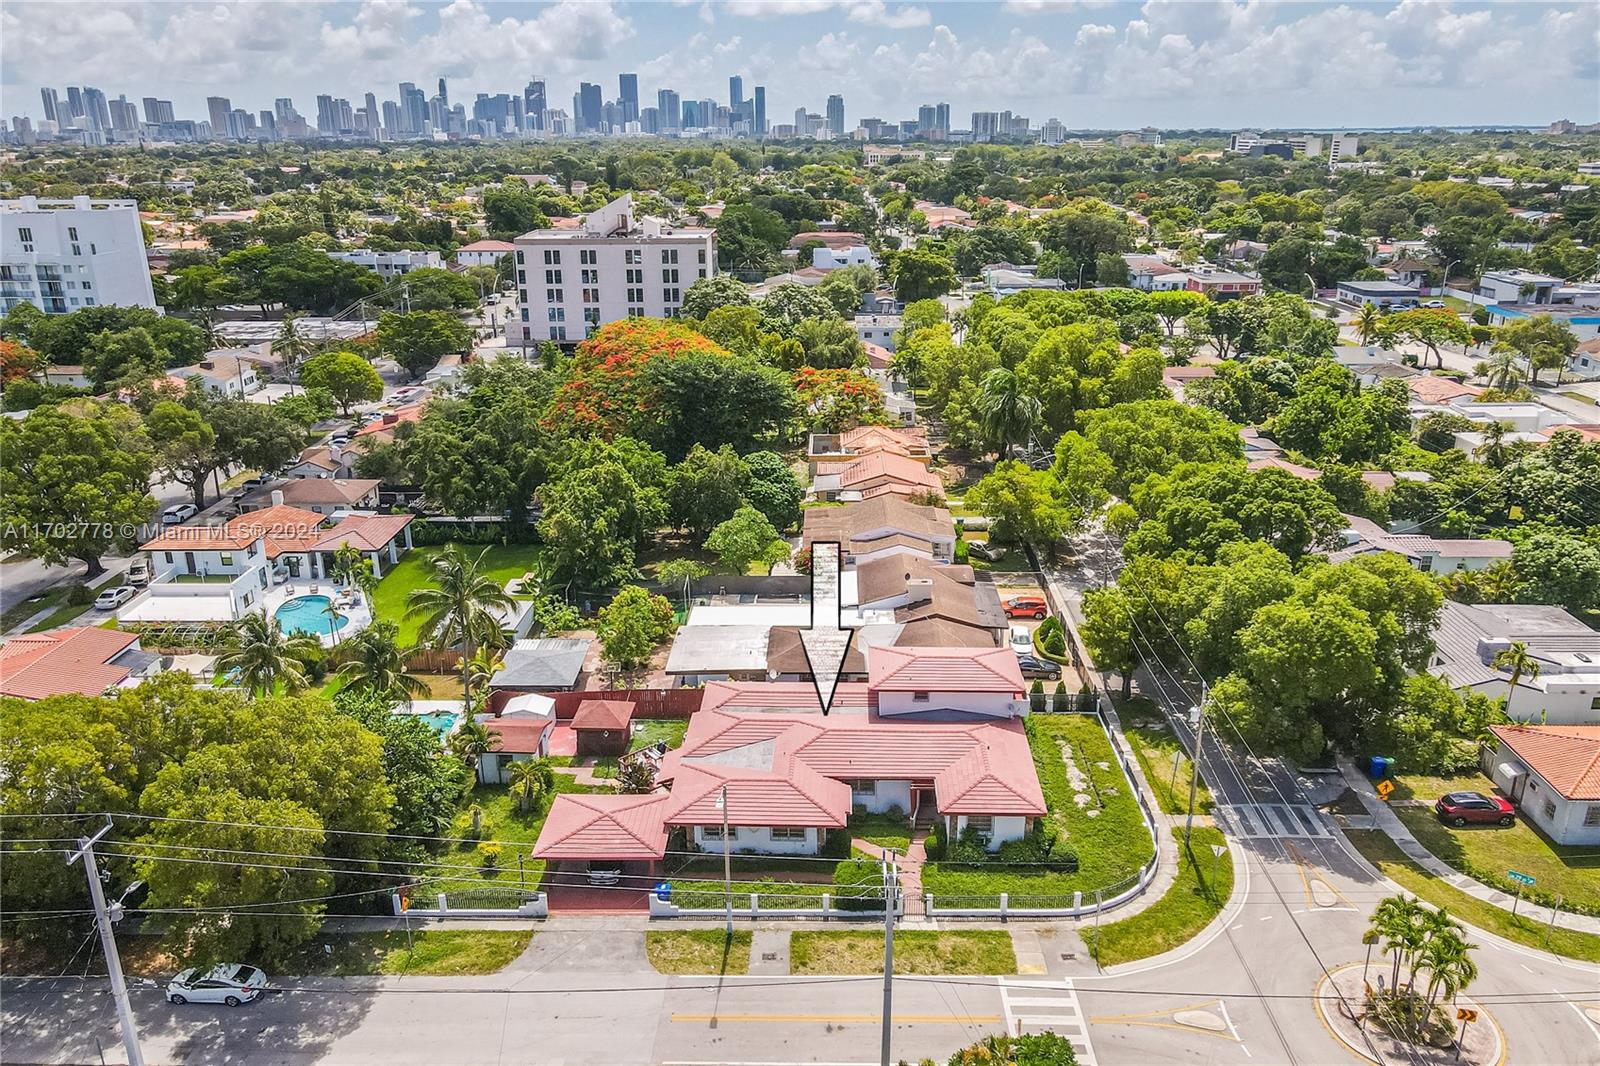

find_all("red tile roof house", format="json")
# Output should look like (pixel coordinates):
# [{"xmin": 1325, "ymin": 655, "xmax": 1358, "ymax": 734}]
[
  {"xmin": 811, "ymin": 451, "xmax": 945, "ymax": 503},
  {"xmin": 0, "ymin": 627, "xmax": 161, "ymax": 700},
  {"xmin": 1486, "ymin": 725, "xmax": 1600, "ymax": 845},
  {"xmin": 808, "ymin": 425, "xmax": 931, "ymax": 475},
  {"xmin": 476, "ymin": 695, "xmax": 558, "ymax": 785},
  {"xmin": 531, "ymin": 647, "xmax": 1042, "ymax": 878}
]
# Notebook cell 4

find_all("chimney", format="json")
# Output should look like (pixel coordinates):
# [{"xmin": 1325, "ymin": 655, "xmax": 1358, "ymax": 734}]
[{"xmin": 271, "ymin": 489, "xmax": 284, "ymax": 507}]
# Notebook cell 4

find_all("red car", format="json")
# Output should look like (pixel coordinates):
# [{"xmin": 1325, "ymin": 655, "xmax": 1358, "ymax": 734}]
[
  {"xmin": 1434, "ymin": 792, "xmax": 1515, "ymax": 827},
  {"xmin": 1004, "ymin": 597, "xmax": 1048, "ymax": 620}
]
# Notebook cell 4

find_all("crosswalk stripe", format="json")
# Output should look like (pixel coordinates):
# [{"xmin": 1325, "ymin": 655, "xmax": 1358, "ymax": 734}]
[
  {"xmin": 997, "ymin": 979, "xmax": 1098, "ymax": 1065},
  {"xmin": 1216, "ymin": 803, "xmax": 1329, "ymax": 839}
]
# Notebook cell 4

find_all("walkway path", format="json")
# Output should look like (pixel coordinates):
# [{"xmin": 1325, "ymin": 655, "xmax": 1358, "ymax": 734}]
[{"xmin": 1338, "ymin": 758, "xmax": 1600, "ymax": 935}]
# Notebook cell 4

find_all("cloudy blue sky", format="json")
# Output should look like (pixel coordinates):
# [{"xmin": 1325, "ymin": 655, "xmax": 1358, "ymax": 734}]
[{"xmin": 3, "ymin": 1, "xmax": 1597, "ymax": 131}]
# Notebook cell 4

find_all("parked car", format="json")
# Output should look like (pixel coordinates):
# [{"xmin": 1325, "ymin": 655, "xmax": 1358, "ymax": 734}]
[
  {"xmin": 1421, "ymin": 299, "xmax": 1445, "ymax": 308},
  {"xmin": 484, "ymin": 292, "xmax": 501, "ymax": 305},
  {"xmin": 93, "ymin": 586, "xmax": 136, "ymax": 610},
  {"xmin": 166, "ymin": 963, "xmax": 268, "ymax": 1006},
  {"xmin": 238, "ymin": 476, "xmax": 268, "ymax": 491},
  {"xmin": 1009, "ymin": 625, "xmax": 1034, "ymax": 655},
  {"xmin": 126, "ymin": 559, "xmax": 150, "ymax": 587},
  {"xmin": 328, "ymin": 433, "xmax": 351, "ymax": 446},
  {"xmin": 586, "ymin": 863, "xmax": 621, "ymax": 886},
  {"xmin": 162, "ymin": 503, "xmax": 198, "ymax": 525},
  {"xmin": 1004, "ymin": 596, "xmax": 1048, "ymax": 620},
  {"xmin": 968, "ymin": 540, "xmax": 1007, "ymax": 562},
  {"xmin": 1434, "ymin": 792, "xmax": 1515, "ymax": 827},
  {"xmin": 1015, "ymin": 654, "xmax": 1062, "ymax": 681}
]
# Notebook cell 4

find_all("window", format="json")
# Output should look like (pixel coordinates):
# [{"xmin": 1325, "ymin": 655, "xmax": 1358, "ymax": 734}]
[
  {"xmin": 581, "ymin": 269, "xmax": 598, "ymax": 284},
  {"xmin": 70, "ymin": 244, "xmax": 81, "ymax": 256},
  {"xmin": 549, "ymin": 326, "xmax": 567, "ymax": 341},
  {"xmin": 965, "ymin": 815, "xmax": 994, "ymax": 841},
  {"xmin": 520, "ymin": 307, "xmax": 529, "ymax": 322},
  {"xmin": 543, "ymin": 249, "xmax": 561, "ymax": 265},
  {"xmin": 662, "ymin": 268, "xmax": 679, "ymax": 283},
  {"xmin": 584, "ymin": 308, "xmax": 600, "ymax": 326},
  {"xmin": 219, "ymin": 553, "xmax": 234, "ymax": 567},
  {"xmin": 850, "ymin": 779, "xmax": 876, "ymax": 797},
  {"xmin": 626, "ymin": 287, "xmax": 644, "ymax": 303},
  {"xmin": 1591, "ymin": 696, "xmax": 1600, "ymax": 711},
  {"xmin": 519, "ymin": 288, "xmax": 528, "ymax": 303},
  {"xmin": 662, "ymin": 287, "xmax": 680, "ymax": 303},
  {"xmin": 912, "ymin": 691, "xmax": 930, "ymax": 703},
  {"xmin": 626, "ymin": 268, "xmax": 643, "ymax": 284},
  {"xmin": 516, "ymin": 251, "xmax": 525, "ymax": 265},
  {"xmin": 1585, "ymin": 805, "xmax": 1600, "ymax": 828},
  {"xmin": 702, "ymin": 824, "xmax": 728, "ymax": 841},
  {"xmin": 517, "ymin": 270, "xmax": 526, "ymax": 284},
  {"xmin": 581, "ymin": 288, "xmax": 599, "ymax": 303},
  {"xmin": 544, "ymin": 269, "xmax": 563, "ymax": 285},
  {"xmin": 164, "ymin": 552, "xmax": 173, "ymax": 564},
  {"xmin": 241, "ymin": 591, "xmax": 253, "ymax": 607},
  {"xmin": 67, "ymin": 226, "xmax": 78, "ymax": 241},
  {"xmin": 698, "ymin": 268, "xmax": 707, "ymax": 279},
  {"xmin": 698, "ymin": 249, "xmax": 707, "ymax": 264},
  {"xmin": 1542, "ymin": 798, "xmax": 1556, "ymax": 820},
  {"xmin": 546, "ymin": 288, "xmax": 563, "ymax": 304},
  {"xmin": 628, "ymin": 306, "xmax": 644, "ymax": 318},
  {"xmin": 547, "ymin": 307, "xmax": 565, "ymax": 323},
  {"xmin": 580, "ymin": 249, "xmax": 597, "ymax": 265},
  {"xmin": 17, "ymin": 227, "xmax": 32, "ymax": 243},
  {"xmin": 625, "ymin": 249, "xmax": 642, "ymax": 265},
  {"xmin": 661, "ymin": 248, "xmax": 679, "ymax": 265},
  {"xmin": 770, "ymin": 827, "xmax": 807, "ymax": 842}
]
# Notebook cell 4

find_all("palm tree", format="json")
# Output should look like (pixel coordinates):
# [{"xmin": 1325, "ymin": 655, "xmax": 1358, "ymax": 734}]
[
  {"xmin": 1475, "ymin": 420, "xmax": 1509, "ymax": 468},
  {"xmin": 405, "ymin": 546, "xmax": 515, "ymax": 709},
  {"xmin": 271, "ymin": 314, "xmax": 314, "ymax": 395},
  {"xmin": 1420, "ymin": 930, "xmax": 1477, "ymax": 1025},
  {"xmin": 335, "ymin": 620, "xmax": 427, "ymax": 705},
  {"xmin": 1353, "ymin": 303, "xmax": 1382, "ymax": 346},
  {"xmin": 333, "ymin": 544, "xmax": 377, "ymax": 606},
  {"xmin": 1483, "ymin": 347, "xmax": 1523, "ymax": 390},
  {"xmin": 1492, "ymin": 640, "xmax": 1541, "ymax": 713},
  {"xmin": 462, "ymin": 647, "xmax": 503, "ymax": 710},
  {"xmin": 1366, "ymin": 894, "xmax": 1427, "ymax": 993},
  {"xmin": 449, "ymin": 719, "xmax": 502, "ymax": 773},
  {"xmin": 217, "ymin": 612, "xmax": 319, "ymax": 697},
  {"xmin": 975, "ymin": 367, "xmax": 1042, "ymax": 460},
  {"xmin": 506, "ymin": 758, "xmax": 556, "ymax": 813}
]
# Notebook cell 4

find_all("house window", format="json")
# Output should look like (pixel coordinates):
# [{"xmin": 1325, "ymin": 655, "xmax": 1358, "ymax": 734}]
[
  {"xmin": 516, "ymin": 251, "xmax": 525, "ymax": 265},
  {"xmin": 625, "ymin": 249, "xmax": 642, "ymax": 265},
  {"xmin": 851, "ymin": 779, "xmax": 876, "ymax": 797},
  {"xmin": 1590, "ymin": 696, "xmax": 1600, "ymax": 711},
  {"xmin": 698, "ymin": 249, "xmax": 706, "ymax": 264},
  {"xmin": 663, "ymin": 268, "xmax": 679, "ymax": 284},
  {"xmin": 912, "ymin": 691, "xmax": 930, "ymax": 703},
  {"xmin": 965, "ymin": 815, "xmax": 994, "ymax": 841},
  {"xmin": 1584, "ymin": 805, "xmax": 1600, "ymax": 828},
  {"xmin": 17, "ymin": 227, "xmax": 32, "ymax": 243},
  {"xmin": 581, "ymin": 288, "xmax": 599, "ymax": 303},
  {"xmin": 67, "ymin": 226, "xmax": 78, "ymax": 241},
  {"xmin": 1542, "ymin": 798, "xmax": 1557, "ymax": 821},
  {"xmin": 219, "ymin": 553, "xmax": 233, "ymax": 567},
  {"xmin": 544, "ymin": 269, "xmax": 562, "ymax": 285},
  {"xmin": 580, "ymin": 249, "xmax": 596, "ymax": 265},
  {"xmin": 661, "ymin": 249, "xmax": 678, "ymax": 265},
  {"xmin": 581, "ymin": 269, "xmax": 598, "ymax": 284},
  {"xmin": 702, "ymin": 824, "xmax": 728, "ymax": 841},
  {"xmin": 626, "ymin": 268, "xmax": 643, "ymax": 284},
  {"xmin": 241, "ymin": 591, "xmax": 252, "ymax": 607},
  {"xmin": 164, "ymin": 552, "xmax": 173, "ymax": 564},
  {"xmin": 770, "ymin": 827, "xmax": 807, "ymax": 842},
  {"xmin": 543, "ymin": 250, "xmax": 561, "ymax": 265}
]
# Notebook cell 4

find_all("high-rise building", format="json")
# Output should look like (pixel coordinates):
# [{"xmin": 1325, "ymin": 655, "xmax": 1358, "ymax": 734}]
[
  {"xmin": 364, "ymin": 93, "xmax": 379, "ymax": 131},
  {"xmin": 753, "ymin": 86, "xmax": 766, "ymax": 137},
  {"xmin": 316, "ymin": 95, "xmax": 338, "ymax": 134},
  {"xmin": 258, "ymin": 110, "xmax": 276, "ymax": 138},
  {"xmin": 108, "ymin": 95, "xmax": 138, "ymax": 132},
  {"xmin": 81, "ymin": 87, "xmax": 110, "ymax": 132},
  {"xmin": 207, "ymin": 96, "xmax": 233, "ymax": 138},
  {"xmin": 729, "ymin": 75, "xmax": 743, "ymax": 111},
  {"xmin": 935, "ymin": 102, "xmax": 950, "ymax": 134},
  {"xmin": 657, "ymin": 89, "xmax": 680, "ymax": 130},
  {"xmin": 275, "ymin": 98, "xmax": 297, "ymax": 122},
  {"xmin": 640, "ymin": 106, "xmax": 660, "ymax": 135},
  {"xmin": 437, "ymin": 78, "xmax": 448, "ymax": 109},
  {"xmin": 576, "ymin": 82, "xmax": 603, "ymax": 132},
  {"xmin": 971, "ymin": 111, "xmax": 999, "ymax": 142},
  {"xmin": 143, "ymin": 97, "xmax": 175, "ymax": 124},
  {"xmin": 619, "ymin": 73, "xmax": 639, "ymax": 125},
  {"xmin": 826, "ymin": 94, "xmax": 845, "ymax": 136},
  {"xmin": 681, "ymin": 100, "xmax": 700, "ymax": 129},
  {"xmin": 917, "ymin": 104, "xmax": 937, "ymax": 134},
  {"xmin": 39, "ymin": 88, "xmax": 59, "ymax": 124},
  {"xmin": 525, "ymin": 78, "xmax": 546, "ymax": 131},
  {"xmin": 381, "ymin": 100, "xmax": 403, "ymax": 136},
  {"xmin": 1328, "ymin": 133, "xmax": 1360, "ymax": 166},
  {"xmin": 0, "ymin": 195, "xmax": 158, "ymax": 315},
  {"xmin": 398, "ymin": 82, "xmax": 427, "ymax": 134},
  {"xmin": 66, "ymin": 86, "xmax": 85, "ymax": 119}
]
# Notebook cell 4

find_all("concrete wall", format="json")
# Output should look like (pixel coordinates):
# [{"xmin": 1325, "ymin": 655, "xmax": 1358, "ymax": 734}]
[
  {"xmin": 691, "ymin": 825, "xmax": 821, "ymax": 855},
  {"xmin": 851, "ymin": 779, "xmax": 911, "ymax": 814},
  {"xmin": 877, "ymin": 691, "xmax": 1021, "ymax": 718}
]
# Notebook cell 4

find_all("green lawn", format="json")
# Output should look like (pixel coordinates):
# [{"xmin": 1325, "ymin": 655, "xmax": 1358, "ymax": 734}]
[
  {"xmin": 631, "ymin": 718, "xmax": 689, "ymax": 751},
  {"xmin": 645, "ymin": 930, "xmax": 751, "ymax": 975},
  {"xmin": 1118, "ymin": 698, "xmax": 1213, "ymax": 816},
  {"xmin": 1387, "ymin": 771, "xmax": 1496, "ymax": 803},
  {"xmin": 1344, "ymin": 830, "xmax": 1600, "ymax": 964},
  {"xmin": 371, "ymin": 543, "xmax": 544, "ymax": 647},
  {"xmin": 1393, "ymin": 806, "xmax": 1600, "ymax": 916},
  {"xmin": 848, "ymin": 810, "xmax": 913, "ymax": 853},
  {"xmin": 3, "ymin": 573, "xmax": 122, "ymax": 634},
  {"xmin": 921, "ymin": 714, "xmax": 1155, "ymax": 908},
  {"xmin": 277, "ymin": 930, "xmax": 533, "ymax": 976},
  {"xmin": 789, "ymin": 930, "xmax": 1016, "ymax": 975},
  {"xmin": 1085, "ymin": 827, "xmax": 1232, "ymax": 967},
  {"xmin": 412, "ymin": 780, "xmax": 605, "ymax": 906}
]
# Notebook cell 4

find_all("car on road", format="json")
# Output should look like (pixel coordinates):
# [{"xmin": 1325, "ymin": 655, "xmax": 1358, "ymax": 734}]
[
  {"xmin": 166, "ymin": 963, "xmax": 268, "ymax": 1006},
  {"xmin": 484, "ymin": 292, "xmax": 501, "ymax": 305},
  {"xmin": 93, "ymin": 586, "xmax": 137, "ymax": 610},
  {"xmin": 162, "ymin": 503, "xmax": 198, "ymax": 525},
  {"xmin": 1009, "ymin": 624, "xmax": 1034, "ymax": 655},
  {"xmin": 1434, "ymin": 791, "xmax": 1515, "ymax": 827},
  {"xmin": 1003, "ymin": 596, "xmax": 1048, "ymax": 620},
  {"xmin": 1014, "ymin": 654, "xmax": 1062, "ymax": 681},
  {"xmin": 126, "ymin": 559, "xmax": 150, "ymax": 587}
]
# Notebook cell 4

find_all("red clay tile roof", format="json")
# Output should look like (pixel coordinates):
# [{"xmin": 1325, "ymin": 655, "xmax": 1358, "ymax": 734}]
[
  {"xmin": 0, "ymin": 627, "xmax": 140, "ymax": 699},
  {"xmin": 354, "ymin": 404, "xmax": 425, "ymax": 438},
  {"xmin": 531, "ymin": 793, "xmax": 672, "ymax": 860},
  {"xmin": 667, "ymin": 760, "xmax": 851, "ymax": 829},
  {"xmin": 484, "ymin": 716, "xmax": 552, "ymax": 754},
  {"xmin": 840, "ymin": 425, "xmax": 928, "ymax": 452},
  {"xmin": 572, "ymin": 699, "xmax": 634, "ymax": 731},
  {"xmin": 1491, "ymin": 725, "xmax": 1600, "ymax": 800},
  {"xmin": 1408, "ymin": 377, "xmax": 1484, "ymax": 404},
  {"xmin": 867, "ymin": 646, "xmax": 1024, "ymax": 694},
  {"xmin": 862, "ymin": 342, "xmax": 893, "ymax": 369},
  {"xmin": 457, "ymin": 239, "xmax": 517, "ymax": 253},
  {"xmin": 311, "ymin": 513, "xmax": 414, "ymax": 552}
]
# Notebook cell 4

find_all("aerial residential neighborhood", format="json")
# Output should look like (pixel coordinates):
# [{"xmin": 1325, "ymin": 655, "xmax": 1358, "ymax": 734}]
[{"xmin": 1, "ymin": 3, "xmax": 1599, "ymax": 1066}]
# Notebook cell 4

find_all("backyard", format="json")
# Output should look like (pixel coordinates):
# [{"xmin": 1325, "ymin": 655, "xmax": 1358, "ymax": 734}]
[
  {"xmin": 370, "ymin": 542, "xmax": 544, "ymax": 648},
  {"xmin": 920, "ymin": 713, "xmax": 1155, "ymax": 907}
]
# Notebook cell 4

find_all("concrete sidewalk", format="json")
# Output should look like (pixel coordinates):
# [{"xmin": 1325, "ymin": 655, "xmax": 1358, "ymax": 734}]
[{"xmin": 1337, "ymin": 758, "xmax": 1600, "ymax": 935}]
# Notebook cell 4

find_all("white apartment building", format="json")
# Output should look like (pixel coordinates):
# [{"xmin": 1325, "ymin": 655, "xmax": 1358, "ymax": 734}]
[
  {"xmin": 0, "ymin": 195, "xmax": 156, "ymax": 315},
  {"xmin": 507, "ymin": 195, "xmax": 715, "ymax": 346},
  {"xmin": 1328, "ymin": 134, "xmax": 1360, "ymax": 165},
  {"xmin": 327, "ymin": 248, "xmax": 443, "ymax": 278}
]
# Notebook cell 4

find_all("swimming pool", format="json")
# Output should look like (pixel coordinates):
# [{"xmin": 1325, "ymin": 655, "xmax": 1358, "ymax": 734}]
[
  {"xmin": 273, "ymin": 595, "xmax": 349, "ymax": 637},
  {"xmin": 410, "ymin": 710, "xmax": 462, "ymax": 739}
]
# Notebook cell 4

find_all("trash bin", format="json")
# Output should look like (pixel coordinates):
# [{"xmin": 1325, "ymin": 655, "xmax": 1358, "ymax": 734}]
[
  {"xmin": 1367, "ymin": 756, "xmax": 1391, "ymax": 779},
  {"xmin": 655, "ymin": 881, "xmax": 672, "ymax": 902}
]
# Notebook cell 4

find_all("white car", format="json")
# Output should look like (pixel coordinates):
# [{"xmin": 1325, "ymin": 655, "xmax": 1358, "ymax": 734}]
[
  {"xmin": 1009, "ymin": 624, "xmax": 1034, "ymax": 656},
  {"xmin": 94, "ymin": 586, "xmax": 136, "ymax": 610},
  {"xmin": 162, "ymin": 503, "xmax": 198, "ymax": 525},
  {"xmin": 484, "ymin": 292, "xmax": 501, "ymax": 305},
  {"xmin": 166, "ymin": 963, "xmax": 268, "ymax": 1006}
]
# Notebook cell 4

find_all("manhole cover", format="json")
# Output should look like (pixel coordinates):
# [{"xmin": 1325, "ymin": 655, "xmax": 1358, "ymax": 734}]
[{"xmin": 761, "ymin": 953, "xmax": 778, "ymax": 961}]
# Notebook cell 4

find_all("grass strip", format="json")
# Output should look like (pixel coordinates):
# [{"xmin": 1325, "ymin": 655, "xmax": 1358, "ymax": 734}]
[
  {"xmin": 789, "ymin": 930, "xmax": 1016, "ymax": 975},
  {"xmin": 1084, "ymin": 827, "xmax": 1231, "ymax": 967},
  {"xmin": 645, "ymin": 930, "xmax": 752, "ymax": 974}
]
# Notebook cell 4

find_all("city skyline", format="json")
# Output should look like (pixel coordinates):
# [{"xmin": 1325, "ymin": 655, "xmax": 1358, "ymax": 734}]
[{"xmin": 2, "ymin": 1, "xmax": 1597, "ymax": 131}]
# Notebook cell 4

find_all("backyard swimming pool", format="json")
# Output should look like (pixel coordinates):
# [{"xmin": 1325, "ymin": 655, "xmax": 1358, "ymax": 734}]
[
  {"xmin": 273, "ymin": 595, "xmax": 349, "ymax": 637},
  {"xmin": 410, "ymin": 710, "xmax": 462, "ymax": 739}
]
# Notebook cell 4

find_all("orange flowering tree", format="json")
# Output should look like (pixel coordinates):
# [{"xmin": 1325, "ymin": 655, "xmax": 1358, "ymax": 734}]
[
  {"xmin": 790, "ymin": 366, "xmax": 891, "ymax": 432},
  {"xmin": 547, "ymin": 319, "xmax": 731, "ymax": 437}
]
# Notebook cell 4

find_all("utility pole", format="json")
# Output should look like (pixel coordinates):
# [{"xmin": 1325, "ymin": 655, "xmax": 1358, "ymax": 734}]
[
  {"xmin": 879, "ymin": 850, "xmax": 898, "ymax": 1066},
  {"xmin": 719, "ymin": 783, "xmax": 733, "ymax": 935},
  {"xmin": 1184, "ymin": 701, "xmax": 1206, "ymax": 848},
  {"xmin": 68, "ymin": 823, "xmax": 146, "ymax": 1066}
]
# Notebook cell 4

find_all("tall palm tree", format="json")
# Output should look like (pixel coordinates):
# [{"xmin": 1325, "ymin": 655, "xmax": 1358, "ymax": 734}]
[
  {"xmin": 1492, "ymin": 640, "xmax": 1540, "ymax": 712},
  {"xmin": 462, "ymin": 647, "xmax": 503, "ymax": 711},
  {"xmin": 1367, "ymin": 894, "xmax": 1427, "ymax": 992},
  {"xmin": 1353, "ymin": 303, "xmax": 1382, "ymax": 346},
  {"xmin": 1483, "ymin": 347, "xmax": 1523, "ymax": 390},
  {"xmin": 217, "ymin": 612, "xmax": 319, "ymax": 697},
  {"xmin": 271, "ymin": 314, "xmax": 314, "ymax": 396},
  {"xmin": 975, "ymin": 367, "xmax": 1042, "ymax": 460},
  {"xmin": 506, "ymin": 758, "xmax": 556, "ymax": 813},
  {"xmin": 1420, "ymin": 928, "xmax": 1477, "ymax": 1021},
  {"xmin": 449, "ymin": 719, "xmax": 502, "ymax": 772},
  {"xmin": 1475, "ymin": 420, "xmax": 1509, "ymax": 468},
  {"xmin": 335, "ymin": 620, "xmax": 427, "ymax": 705},
  {"xmin": 405, "ymin": 546, "xmax": 515, "ymax": 709}
]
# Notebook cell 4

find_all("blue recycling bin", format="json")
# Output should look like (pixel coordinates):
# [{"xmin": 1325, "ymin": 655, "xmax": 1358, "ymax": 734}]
[
  {"xmin": 655, "ymin": 881, "xmax": 672, "ymax": 902},
  {"xmin": 1367, "ymin": 756, "xmax": 1392, "ymax": 779}
]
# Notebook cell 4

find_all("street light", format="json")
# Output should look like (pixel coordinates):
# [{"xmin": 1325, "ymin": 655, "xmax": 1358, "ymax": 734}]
[{"xmin": 1076, "ymin": 261, "xmax": 1087, "ymax": 290}]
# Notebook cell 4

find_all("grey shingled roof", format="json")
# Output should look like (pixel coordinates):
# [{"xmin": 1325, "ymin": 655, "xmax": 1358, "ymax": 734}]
[{"xmin": 488, "ymin": 638, "xmax": 591, "ymax": 689}]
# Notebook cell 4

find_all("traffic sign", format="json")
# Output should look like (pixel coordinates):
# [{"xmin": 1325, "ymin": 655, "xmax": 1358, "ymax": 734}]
[
  {"xmin": 1456, "ymin": 1007, "xmax": 1478, "ymax": 1023},
  {"xmin": 1507, "ymin": 870, "xmax": 1536, "ymax": 886},
  {"xmin": 1375, "ymin": 779, "xmax": 1395, "ymax": 799}
]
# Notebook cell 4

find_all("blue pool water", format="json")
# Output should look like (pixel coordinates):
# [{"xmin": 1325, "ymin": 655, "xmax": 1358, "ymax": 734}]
[
  {"xmin": 273, "ymin": 595, "xmax": 349, "ymax": 637},
  {"xmin": 412, "ymin": 711, "xmax": 462, "ymax": 739}
]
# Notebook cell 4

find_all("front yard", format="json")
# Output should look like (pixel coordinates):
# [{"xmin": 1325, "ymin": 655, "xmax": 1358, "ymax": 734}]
[
  {"xmin": 371, "ymin": 542, "xmax": 544, "ymax": 647},
  {"xmin": 920, "ymin": 713, "xmax": 1155, "ymax": 907},
  {"xmin": 1392, "ymin": 805, "xmax": 1600, "ymax": 916},
  {"xmin": 277, "ymin": 930, "xmax": 534, "ymax": 976},
  {"xmin": 789, "ymin": 930, "xmax": 1016, "ymax": 975}
]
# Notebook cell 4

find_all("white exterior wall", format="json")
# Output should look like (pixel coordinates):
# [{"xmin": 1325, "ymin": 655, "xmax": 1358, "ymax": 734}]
[
  {"xmin": 0, "ymin": 196, "xmax": 157, "ymax": 315},
  {"xmin": 877, "ymin": 690, "xmax": 1022, "ymax": 718},
  {"xmin": 1497, "ymin": 757, "xmax": 1600, "ymax": 845},
  {"xmin": 507, "ymin": 229, "xmax": 715, "ymax": 346},
  {"xmin": 1470, "ymin": 678, "xmax": 1600, "ymax": 726},
  {"xmin": 691, "ymin": 825, "xmax": 821, "ymax": 856},
  {"xmin": 150, "ymin": 542, "xmax": 266, "ymax": 582},
  {"xmin": 851, "ymin": 779, "xmax": 912, "ymax": 814},
  {"xmin": 328, "ymin": 249, "xmax": 443, "ymax": 277}
]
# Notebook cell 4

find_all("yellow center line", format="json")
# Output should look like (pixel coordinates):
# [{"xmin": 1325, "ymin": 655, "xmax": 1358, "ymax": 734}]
[{"xmin": 670, "ymin": 1014, "xmax": 1003, "ymax": 1024}]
